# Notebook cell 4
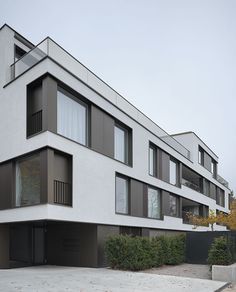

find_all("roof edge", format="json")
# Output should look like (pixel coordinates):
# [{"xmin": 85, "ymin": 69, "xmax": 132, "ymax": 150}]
[
  {"xmin": 171, "ymin": 131, "xmax": 219, "ymax": 159},
  {"xmin": 0, "ymin": 23, "xmax": 35, "ymax": 47}
]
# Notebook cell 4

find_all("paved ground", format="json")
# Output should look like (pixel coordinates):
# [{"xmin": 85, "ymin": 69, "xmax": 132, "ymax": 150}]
[
  {"xmin": 0, "ymin": 266, "xmax": 228, "ymax": 292},
  {"xmin": 223, "ymin": 285, "xmax": 236, "ymax": 291},
  {"xmin": 143, "ymin": 263, "xmax": 212, "ymax": 279}
]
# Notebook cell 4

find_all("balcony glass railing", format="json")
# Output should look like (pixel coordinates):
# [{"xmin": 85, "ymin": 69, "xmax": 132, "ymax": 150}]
[
  {"xmin": 9, "ymin": 38, "xmax": 191, "ymax": 161},
  {"xmin": 217, "ymin": 174, "xmax": 229, "ymax": 188},
  {"xmin": 182, "ymin": 178, "xmax": 201, "ymax": 193}
]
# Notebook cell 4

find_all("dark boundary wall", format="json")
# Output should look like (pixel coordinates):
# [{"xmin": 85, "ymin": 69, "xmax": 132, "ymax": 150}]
[{"xmin": 186, "ymin": 231, "xmax": 236, "ymax": 264}]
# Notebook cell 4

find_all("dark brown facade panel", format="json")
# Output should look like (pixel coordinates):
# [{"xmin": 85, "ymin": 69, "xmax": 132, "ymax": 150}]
[
  {"xmin": 178, "ymin": 163, "xmax": 182, "ymax": 188},
  {"xmin": 97, "ymin": 225, "xmax": 119, "ymax": 267},
  {"xmin": 161, "ymin": 151, "xmax": 170, "ymax": 182},
  {"xmin": 141, "ymin": 228, "xmax": 150, "ymax": 237},
  {"xmin": 130, "ymin": 179, "xmax": 144, "ymax": 217},
  {"xmin": 42, "ymin": 76, "xmax": 57, "ymax": 133},
  {"xmin": 0, "ymin": 224, "xmax": 10, "ymax": 268},
  {"xmin": 47, "ymin": 222, "xmax": 80, "ymax": 267},
  {"xmin": 0, "ymin": 162, "xmax": 13, "ymax": 210},
  {"xmin": 161, "ymin": 190, "xmax": 170, "ymax": 216},
  {"xmin": 91, "ymin": 105, "xmax": 114, "ymax": 158},
  {"xmin": 40, "ymin": 150, "xmax": 49, "ymax": 204},
  {"xmin": 204, "ymin": 152, "xmax": 212, "ymax": 172},
  {"xmin": 210, "ymin": 183, "xmax": 217, "ymax": 200}
]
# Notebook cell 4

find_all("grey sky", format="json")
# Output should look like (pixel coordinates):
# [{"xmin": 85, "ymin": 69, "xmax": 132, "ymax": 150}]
[{"xmin": 1, "ymin": 0, "xmax": 235, "ymax": 192}]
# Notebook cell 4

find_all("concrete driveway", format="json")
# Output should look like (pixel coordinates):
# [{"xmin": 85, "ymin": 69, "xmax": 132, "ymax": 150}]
[{"xmin": 0, "ymin": 266, "xmax": 228, "ymax": 292}]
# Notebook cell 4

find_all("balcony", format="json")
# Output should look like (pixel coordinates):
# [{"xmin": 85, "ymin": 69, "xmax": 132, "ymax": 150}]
[
  {"xmin": 182, "ymin": 198, "xmax": 208, "ymax": 225},
  {"xmin": 182, "ymin": 165, "xmax": 203, "ymax": 193},
  {"xmin": 8, "ymin": 38, "xmax": 192, "ymax": 162},
  {"xmin": 217, "ymin": 174, "xmax": 229, "ymax": 188}
]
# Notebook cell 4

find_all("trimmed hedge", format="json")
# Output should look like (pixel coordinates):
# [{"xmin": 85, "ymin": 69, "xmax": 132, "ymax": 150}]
[
  {"xmin": 207, "ymin": 236, "xmax": 233, "ymax": 267},
  {"xmin": 105, "ymin": 234, "xmax": 185, "ymax": 271}
]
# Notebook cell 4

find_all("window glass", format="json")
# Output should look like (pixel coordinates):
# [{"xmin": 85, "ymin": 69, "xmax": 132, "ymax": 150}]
[
  {"xmin": 116, "ymin": 176, "xmax": 129, "ymax": 214},
  {"xmin": 149, "ymin": 147, "xmax": 154, "ymax": 176},
  {"xmin": 114, "ymin": 125, "xmax": 127, "ymax": 163},
  {"xmin": 205, "ymin": 180, "xmax": 210, "ymax": 196},
  {"xmin": 169, "ymin": 195, "xmax": 178, "ymax": 216},
  {"xmin": 148, "ymin": 187, "xmax": 161, "ymax": 219},
  {"xmin": 57, "ymin": 90, "xmax": 87, "ymax": 145},
  {"xmin": 169, "ymin": 160, "xmax": 177, "ymax": 185},
  {"xmin": 198, "ymin": 147, "xmax": 204, "ymax": 165},
  {"xmin": 16, "ymin": 154, "xmax": 40, "ymax": 207}
]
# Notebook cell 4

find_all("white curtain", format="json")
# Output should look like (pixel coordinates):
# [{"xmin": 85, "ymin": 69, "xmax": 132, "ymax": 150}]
[
  {"xmin": 169, "ymin": 160, "xmax": 177, "ymax": 185},
  {"xmin": 116, "ymin": 176, "xmax": 128, "ymax": 214},
  {"xmin": 114, "ymin": 126, "xmax": 125, "ymax": 162},
  {"xmin": 148, "ymin": 188, "xmax": 160, "ymax": 219},
  {"xmin": 57, "ymin": 91, "xmax": 87, "ymax": 145}
]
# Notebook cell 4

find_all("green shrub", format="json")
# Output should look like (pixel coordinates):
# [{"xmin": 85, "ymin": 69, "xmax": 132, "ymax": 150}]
[
  {"xmin": 105, "ymin": 235, "xmax": 154, "ymax": 270},
  {"xmin": 207, "ymin": 236, "xmax": 233, "ymax": 266},
  {"xmin": 165, "ymin": 234, "xmax": 186, "ymax": 265},
  {"xmin": 105, "ymin": 234, "xmax": 186, "ymax": 271}
]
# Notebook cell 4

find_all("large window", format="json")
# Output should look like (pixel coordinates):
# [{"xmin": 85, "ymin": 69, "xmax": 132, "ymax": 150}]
[
  {"xmin": 211, "ymin": 159, "xmax": 217, "ymax": 178},
  {"xmin": 16, "ymin": 154, "xmax": 41, "ymax": 207},
  {"xmin": 116, "ymin": 176, "xmax": 129, "ymax": 214},
  {"xmin": 148, "ymin": 187, "xmax": 161, "ymax": 219},
  {"xmin": 149, "ymin": 145, "xmax": 156, "ymax": 176},
  {"xmin": 169, "ymin": 160, "xmax": 177, "ymax": 185},
  {"xmin": 169, "ymin": 194, "xmax": 178, "ymax": 217},
  {"xmin": 114, "ymin": 125, "xmax": 128, "ymax": 163},
  {"xmin": 198, "ymin": 146, "xmax": 204, "ymax": 165},
  {"xmin": 57, "ymin": 89, "xmax": 88, "ymax": 145}
]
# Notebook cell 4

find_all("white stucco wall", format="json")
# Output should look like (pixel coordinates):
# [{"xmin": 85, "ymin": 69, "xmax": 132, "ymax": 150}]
[{"xmin": 0, "ymin": 26, "xmax": 230, "ymax": 232}]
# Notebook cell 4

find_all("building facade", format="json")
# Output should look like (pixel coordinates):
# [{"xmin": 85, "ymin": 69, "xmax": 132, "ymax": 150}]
[{"xmin": 0, "ymin": 24, "xmax": 231, "ymax": 268}]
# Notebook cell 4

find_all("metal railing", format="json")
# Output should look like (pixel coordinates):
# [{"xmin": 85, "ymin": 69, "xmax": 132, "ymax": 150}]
[
  {"xmin": 54, "ymin": 180, "xmax": 72, "ymax": 206},
  {"xmin": 27, "ymin": 110, "xmax": 42, "ymax": 136},
  {"xmin": 9, "ymin": 37, "xmax": 191, "ymax": 161}
]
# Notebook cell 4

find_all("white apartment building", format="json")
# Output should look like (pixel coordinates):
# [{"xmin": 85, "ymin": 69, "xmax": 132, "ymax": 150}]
[{"xmin": 0, "ymin": 24, "xmax": 230, "ymax": 268}]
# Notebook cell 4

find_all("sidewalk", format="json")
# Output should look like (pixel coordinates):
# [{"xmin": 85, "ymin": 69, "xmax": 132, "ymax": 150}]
[{"xmin": 0, "ymin": 266, "xmax": 228, "ymax": 292}]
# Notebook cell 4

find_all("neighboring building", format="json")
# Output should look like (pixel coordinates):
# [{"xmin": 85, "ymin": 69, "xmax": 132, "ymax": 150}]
[{"xmin": 0, "ymin": 24, "xmax": 230, "ymax": 268}]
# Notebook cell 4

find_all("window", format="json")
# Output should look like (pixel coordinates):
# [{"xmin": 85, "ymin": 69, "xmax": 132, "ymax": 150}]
[
  {"xmin": 149, "ymin": 145, "xmax": 156, "ymax": 176},
  {"xmin": 116, "ymin": 176, "xmax": 129, "ymax": 214},
  {"xmin": 211, "ymin": 159, "xmax": 217, "ymax": 178},
  {"xmin": 16, "ymin": 154, "xmax": 41, "ymax": 207},
  {"xmin": 15, "ymin": 45, "xmax": 27, "ymax": 62},
  {"xmin": 148, "ymin": 187, "xmax": 161, "ymax": 219},
  {"xmin": 169, "ymin": 194, "xmax": 178, "ymax": 217},
  {"xmin": 114, "ymin": 125, "xmax": 128, "ymax": 163},
  {"xmin": 169, "ymin": 160, "xmax": 177, "ymax": 185},
  {"xmin": 57, "ymin": 89, "xmax": 88, "ymax": 145},
  {"xmin": 217, "ymin": 189, "xmax": 225, "ymax": 207},
  {"xmin": 205, "ymin": 180, "xmax": 210, "ymax": 196},
  {"xmin": 198, "ymin": 147, "xmax": 204, "ymax": 165}
]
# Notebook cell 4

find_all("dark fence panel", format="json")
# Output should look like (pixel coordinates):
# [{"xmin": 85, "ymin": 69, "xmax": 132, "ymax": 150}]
[{"xmin": 186, "ymin": 231, "xmax": 236, "ymax": 264}]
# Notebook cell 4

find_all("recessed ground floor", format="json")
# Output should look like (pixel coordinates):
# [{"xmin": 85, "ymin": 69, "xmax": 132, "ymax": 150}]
[
  {"xmin": 0, "ymin": 220, "xmax": 188, "ymax": 269},
  {"xmin": 0, "ymin": 266, "xmax": 228, "ymax": 292}
]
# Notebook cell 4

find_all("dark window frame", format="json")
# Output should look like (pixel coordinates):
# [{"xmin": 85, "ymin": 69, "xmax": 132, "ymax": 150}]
[
  {"xmin": 169, "ymin": 157, "xmax": 178, "ymax": 186},
  {"xmin": 169, "ymin": 193, "xmax": 180, "ymax": 217},
  {"xmin": 57, "ymin": 86, "xmax": 90, "ymax": 147},
  {"xmin": 198, "ymin": 146, "xmax": 204, "ymax": 166},
  {"xmin": 115, "ymin": 174, "xmax": 130, "ymax": 215},
  {"xmin": 147, "ymin": 185, "xmax": 162, "ymax": 220},
  {"xmin": 149, "ymin": 143, "xmax": 157, "ymax": 177}
]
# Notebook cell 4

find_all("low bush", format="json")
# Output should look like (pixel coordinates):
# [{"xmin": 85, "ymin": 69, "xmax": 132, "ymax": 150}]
[
  {"xmin": 207, "ymin": 236, "xmax": 233, "ymax": 267},
  {"xmin": 105, "ymin": 234, "xmax": 186, "ymax": 271}
]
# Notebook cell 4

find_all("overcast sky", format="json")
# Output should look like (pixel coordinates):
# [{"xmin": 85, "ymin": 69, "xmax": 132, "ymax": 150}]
[{"xmin": 1, "ymin": 0, "xmax": 235, "ymax": 192}]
